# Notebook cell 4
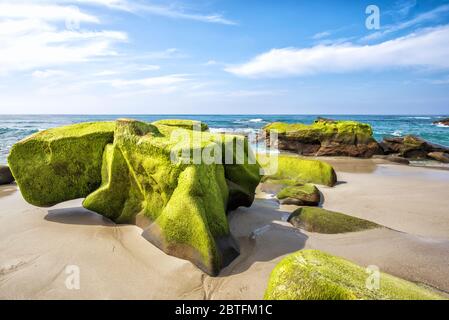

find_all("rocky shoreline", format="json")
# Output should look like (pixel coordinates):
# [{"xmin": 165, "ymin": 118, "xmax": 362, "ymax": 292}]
[
  {"xmin": 2, "ymin": 118, "xmax": 449, "ymax": 300},
  {"xmin": 264, "ymin": 117, "xmax": 449, "ymax": 165}
]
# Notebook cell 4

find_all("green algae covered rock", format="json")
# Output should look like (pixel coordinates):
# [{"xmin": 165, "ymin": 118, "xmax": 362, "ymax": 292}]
[
  {"xmin": 264, "ymin": 249, "xmax": 444, "ymax": 300},
  {"xmin": 9, "ymin": 118, "xmax": 261, "ymax": 275},
  {"xmin": 288, "ymin": 207, "xmax": 379, "ymax": 234},
  {"xmin": 276, "ymin": 184, "xmax": 320, "ymax": 206},
  {"xmin": 259, "ymin": 154, "xmax": 337, "ymax": 187},
  {"xmin": 264, "ymin": 118, "xmax": 382, "ymax": 158},
  {"xmin": 380, "ymin": 135, "xmax": 449, "ymax": 159},
  {"xmin": 8, "ymin": 122, "xmax": 115, "ymax": 206},
  {"xmin": 152, "ymin": 119, "xmax": 209, "ymax": 131}
]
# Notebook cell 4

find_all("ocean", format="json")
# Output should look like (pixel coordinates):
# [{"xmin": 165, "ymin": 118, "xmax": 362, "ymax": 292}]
[{"xmin": 1, "ymin": 114, "xmax": 448, "ymax": 164}]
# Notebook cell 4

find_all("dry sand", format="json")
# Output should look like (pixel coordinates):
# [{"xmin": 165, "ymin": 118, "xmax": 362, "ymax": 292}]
[{"xmin": 1, "ymin": 158, "xmax": 449, "ymax": 299}]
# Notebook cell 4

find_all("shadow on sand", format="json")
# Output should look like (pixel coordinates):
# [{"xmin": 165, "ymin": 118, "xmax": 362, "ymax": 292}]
[
  {"xmin": 217, "ymin": 198, "xmax": 307, "ymax": 276},
  {"xmin": 45, "ymin": 206, "xmax": 117, "ymax": 226},
  {"xmin": 44, "ymin": 197, "xmax": 306, "ymax": 277}
]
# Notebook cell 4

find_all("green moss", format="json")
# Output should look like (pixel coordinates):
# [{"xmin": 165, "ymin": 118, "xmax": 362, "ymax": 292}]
[
  {"xmin": 83, "ymin": 119, "xmax": 259, "ymax": 275},
  {"xmin": 264, "ymin": 120, "xmax": 374, "ymax": 144},
  {"xmin": 277, "ymin": 184, "xmax": 317, "ymax": 199},
  {"xmin": 264, "ymin": 250, "xmax": 444, "ymax": 300},
  {"xmin": 259, "ymin": 154, "xmax": 337, "ymax": 187},
  {"xmin": 288, "ymin": 207, "xmax": 379, "ymax": 234},
  {"xmin": 10, "ymin": 118, "xmax": 261, "ymax": 275},
  {"xmin": 8, "ymin": 122, "xmax": 115, "ymax": 206},
  {"xmin": 152, "ymin": 119, "xmax": 209, "ymax": 131},
  {"xmin": 260, "ymin": 178, "xmax": 299, "ymax": 186},
  {"xmin": 276, "ymin": 184, "xmax": 320, "ymax": 206}
]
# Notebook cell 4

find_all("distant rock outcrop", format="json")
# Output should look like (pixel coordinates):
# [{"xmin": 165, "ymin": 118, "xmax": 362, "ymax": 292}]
[
  {"xmin": 433, "ymin": 118, "xmax": 449, "ymax": 126},
  {"xmin": 380, "ymin": 135, "xmax": 449, "ymax": 160},
  {"xmin": 264, "ymin": 118, "xmax": 382, "ymax": 158}
]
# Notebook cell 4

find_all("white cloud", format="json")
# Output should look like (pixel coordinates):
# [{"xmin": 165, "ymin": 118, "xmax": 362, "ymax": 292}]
[
  {"xmin": 138, "ymin": 65, "xmax": 160, "ymax": 71},
  {"xmin": 92, "ymin": 70, "xmax": 121, "ymax": 77},
  {"xmin": 91, "ymin": 64, "xmax": 160, "ymax": 77},
  {"xmin": 130, "ymin": 48, "xmax": 185, "ymax": 60},
  {"xmin": 204, "ymin": 60, "xmax": 218, "ymax": 66},
  {"xmin": 137, "ymin": 5, "xmax": 236, "ymax": 25},
  {"xmin": 227, "ymin": 89, "xmax": 286, "ymax": 97},
  {"xmin": 0, "ymin": 3, "xmax": 100, "ymax": 23},
  {"xmin": 384, "ymin": 0, "xmax": 417, "ymax": 19},
  {"xmin": 226, "ymin": 25, "xmax": 449, "ymax": 78},
  {"xmin": 107, "ymin": 74, "xmax": 189, "ymax": 88},
  {"xmin": 312, "ymin": 31, "xmax": 331, "ymax": 40},
  {"xmin": 0, "ymin": 27, "xmax": 127, "ymax": 73},
  {"xmin": 32, "ymin": 69, "xmax": 69, "ymax": 78},
  {"xmin": 0, "ymin": 1, "xmax": 127, "ymax": 74},
  {"xmin": 55, "ymin": 0, "xmax": 237, "ymax": 25}
]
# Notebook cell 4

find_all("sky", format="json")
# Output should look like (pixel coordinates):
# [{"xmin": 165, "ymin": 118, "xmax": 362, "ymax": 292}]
[{"xmin": 0, "ymin": 0, "xmax": 449, "ymax": 114}]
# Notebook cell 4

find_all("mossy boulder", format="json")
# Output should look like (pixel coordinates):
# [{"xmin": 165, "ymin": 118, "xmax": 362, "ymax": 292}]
[
  {"xmin": 8, "ymin": 119, "xmax": 261, "ymax": 275},
  {"xmin": 8, "ymin": 122, "xmax": 115, "ymax": 206},
  {"xmin": 276, "ymin": 184, "xmax": 320, "ymax": 206},
  {"xmin": 0, "ymin": 165, "xmax": 14, "ymax": 185},
  {"xmin": 264, "ymin": 118, "xmax": 382, "ymax": 158},
  {"xmin": 288, "ymin": 207, "xmax": 379, "ymax": 234},
  {"xmin": 264, "ymin": 250, "xmax": 444, "ymax": 300},
  {"xmin": 152, "ymin": 119, "xmax": 209, "ymax": 131},
  {"xmin": 259, "ymin": 154, "xmax": 337, "ymax": 187}
]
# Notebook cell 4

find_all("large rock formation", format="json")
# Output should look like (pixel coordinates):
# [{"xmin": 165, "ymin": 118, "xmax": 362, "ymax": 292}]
[
  {"xmin": 379, "ymin": 135, "xmax": 449, "ymax": 160},
  {"xmin": 264, "ymin": 118, "xmax": 382, "ymax": 158},
  {"xmin": 264, "ymin": 250, "xmax": 443, "ymax": 300},
  {"xmin": 8, "ymin": 119, "xmax": 261, "ymax": 275}
]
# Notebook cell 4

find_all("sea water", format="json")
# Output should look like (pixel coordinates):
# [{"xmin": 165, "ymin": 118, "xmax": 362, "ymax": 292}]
[{"xmin": 0, "ymin": 114, "xmax": 448, "ymax": 164}]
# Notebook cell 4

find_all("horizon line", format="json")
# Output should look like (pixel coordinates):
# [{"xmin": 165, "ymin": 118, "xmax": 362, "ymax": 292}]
[{"xmin": 0, "ymin": 113, "xmax": 448, "ymax": 116}]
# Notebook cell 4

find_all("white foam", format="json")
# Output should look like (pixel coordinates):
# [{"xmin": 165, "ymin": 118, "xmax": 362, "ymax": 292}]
[
  {"xmin": 249, "ymin": 118, "xmax": 264, "ymax": 123},
  {"xmin": 407, "ymin": 116, "xmax": 431, "ymax": 119}
]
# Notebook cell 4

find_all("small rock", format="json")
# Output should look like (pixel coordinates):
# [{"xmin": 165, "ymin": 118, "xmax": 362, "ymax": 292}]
[
  {"xmin": 427, "ymin": 152, "xmax": 449, "ymax": 163},
  {"xmin": 0, "ymin": 165, "xmax": 14, "ymax": 185},
  {"xmin": 276, "ymin": 184, "xmax": 320, "ymax": 206},
  {"xmin": 433, "ymin": 118, "xmax": 449, "ymax": 126},
  {"xmin": 314, "ymin": 117, "xmax": 336, "ymax": 123}
]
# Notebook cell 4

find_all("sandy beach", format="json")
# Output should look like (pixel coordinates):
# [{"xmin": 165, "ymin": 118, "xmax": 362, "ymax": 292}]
[{"xmin": 1, "ymin": 158, "xmax": 449, "ymax": 299}]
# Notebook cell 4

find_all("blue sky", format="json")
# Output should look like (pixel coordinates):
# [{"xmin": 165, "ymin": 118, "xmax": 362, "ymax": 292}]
[{"xmin": 0, "ymin": 0, "xmax": 449, "ymax": 114}]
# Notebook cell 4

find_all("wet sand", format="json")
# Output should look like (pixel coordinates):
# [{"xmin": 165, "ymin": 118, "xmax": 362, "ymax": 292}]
[{"xmin": 1, "ymin": 158, "xmax": 449, "ymax": 299}]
